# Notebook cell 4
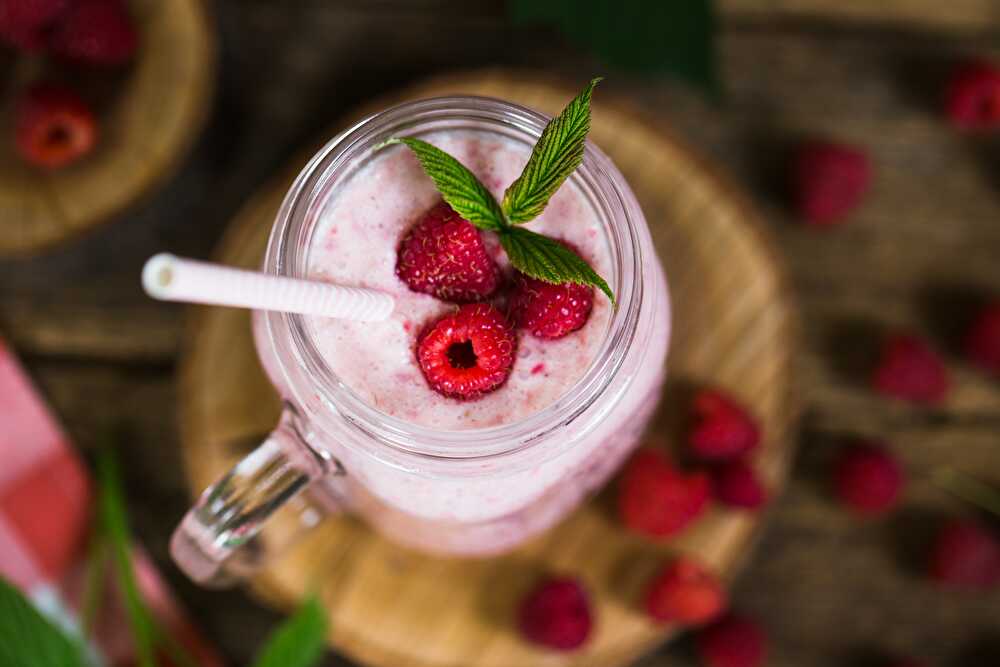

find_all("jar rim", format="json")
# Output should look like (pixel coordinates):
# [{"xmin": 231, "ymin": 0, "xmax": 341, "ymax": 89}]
[{"xmin": 262, "ymin": 95, "xmax": 647, "ymax": 462}]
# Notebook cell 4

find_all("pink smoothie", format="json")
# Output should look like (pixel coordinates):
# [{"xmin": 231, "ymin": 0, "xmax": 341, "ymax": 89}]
[
  {"xmin": 304, "ymin": 130, "xmax": 613, "ymax": 429},
  {"xmin": 254, "ymin": 125, "xmax": 670, "ymax": 555}
]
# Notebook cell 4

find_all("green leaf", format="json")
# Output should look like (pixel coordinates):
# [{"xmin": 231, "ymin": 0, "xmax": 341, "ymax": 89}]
[
  {"xmin": 509, "ymin": 0, "xmax": 718, "ymax": 95},
  {"xmin": 252, "ymin": 595, "xmax": 329, "ymax": 667},
  {"xmin": 96, "ymin": 447, "xmax": 160, "ymax": 667},
  {"xmin": 501, "ymin": 78, "xmax": 601, "ymax": 225},
  {"xmin": 0, "ymin": 576, "xmax": 89, "ymax": 667},
  {"xmin": 381, "ymin": 137, "xmax": 507, "ymax": 231},
  {"xmin": 499, "ymin": 226, "xmax": 614, "ymax": 303}
]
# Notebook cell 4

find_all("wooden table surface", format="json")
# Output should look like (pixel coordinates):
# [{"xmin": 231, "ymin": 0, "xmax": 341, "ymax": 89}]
[{"xmin": 2, "ymin": 2, "xmax": 999, "ymax": 665}]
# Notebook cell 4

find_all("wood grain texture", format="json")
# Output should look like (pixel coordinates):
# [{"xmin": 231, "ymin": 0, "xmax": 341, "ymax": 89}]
[
  {"xmin": 0, "ymin": 0, "xmax": 215, "ymax": 257},
  {"xmin": 178, "ymin": 71, "xmax": 798, "ymax": 667},
  {"xmin": 721, "ymin": 0, "xmax": 1000, "ymax": 31}
]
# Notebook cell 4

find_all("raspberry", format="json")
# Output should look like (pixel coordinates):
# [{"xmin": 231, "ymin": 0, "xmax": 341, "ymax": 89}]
[
  {"xmin": 48, "ymin": 0, "xmax": 138, "ymax": 66},
  {"xmin": 416, "ymin": 303, "xmax": 515, "ymax": 400},
  {"xmin": 712, "ymin": 461, "xmax": 768, "ymax": 510},
  {"xmin": 688, "ymin": 390, "xmax": 761, "ymax": 462},
  {"xmin": 644, "ymin": 558, "xmax": 727, "ymax": 625},
  {"xmin": 944, "ymin": 61, "xmax": 1000, "ymax": 130},
  {"xmin": 618, "ymin": 448, "xmax": 710, "ymax": 538},
  {"xmin": 832, "ymin": 442, "xmax": 904, "ymax": 515},
  {"xmin": 964, "ymin": 301, "xmax": 1000, "ymax": 378},
  {"xmin": 396, "ymin": 201, "xmax": 502, "ymax": 303},
  {"xmin": 696, "ymin": 614, "xmax": 768, "ymax": 667},
  {"xmin": 14, "ymin": 83, "xmax": 98, "ymax": 170},
  {"xmin": 518, "ymin": 577, "xmax": 592, "ymax": 651},
  {"xmin": 508, "ymin": 245, "xmax": 594, "ymax": 338},
  {"xmin": 0, "ymin": 0, "xmax": 68, "ymax": 51},
  {"xmin": 927, "ymin": 519, "xmax": 1000, "ymax": 589},
  {"xmin": 872, "ymin": 333, "xmax": 950, "ymax": 405},
  {"xmin": 791, "ymin": 141, "xmax": 871, "ymax": 227}
]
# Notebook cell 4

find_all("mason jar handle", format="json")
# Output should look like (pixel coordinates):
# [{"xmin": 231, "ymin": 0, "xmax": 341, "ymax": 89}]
[{"xmin": 170, "ymin": 407, "xmax": 337, "ymax": 587}]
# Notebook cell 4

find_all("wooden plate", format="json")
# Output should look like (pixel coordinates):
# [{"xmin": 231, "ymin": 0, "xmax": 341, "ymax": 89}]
[
  {"xmin": 0, "ymin": 0, "xmax": 215, "ymax": 257},
  {"xmin": 179, "ymin": 70, "xmax": 799, "ymax": 667}
]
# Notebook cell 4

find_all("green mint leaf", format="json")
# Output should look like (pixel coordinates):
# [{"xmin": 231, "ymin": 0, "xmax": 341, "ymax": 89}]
[
  {"xmin": 0, "ymin": 576, "xmax": 89, "ymax": 667},
  {"xmin": 501, "ymin": 78, "xmax": 601, "ymax": 225},
  {"xmin": 381, "ymin": 137, "xmax": 507, "ymax": 231},
  {"xmin": 499, "ymin": 226, "xmax": 614, "ymax": 304},
  {"xmin": 509, "ymin": 0, "xmax": 718, "ymax": 96},
  {"xmin": 252, "ymin": 595, "xmax": 329, "ymax": 667}
]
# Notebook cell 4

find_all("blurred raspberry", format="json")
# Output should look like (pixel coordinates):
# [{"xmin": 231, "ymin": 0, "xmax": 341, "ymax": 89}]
[
  {"xmin": 518, "ymin": 577, "xmax": 592, "ymax": 651},
  {"xmin": 712, "ymin": 461, "xmax": 768, "ymax": 510},
  {"xmin": 48, "ymin": 0, "xmax": 138, "ymax": 65},
  {"xmin": 944, "ymin": 61, "xmax": 1000, "ymax": 130},
  {"xmin": 14, "ymin": 82, "xmax": 98, "ymax": 169},
  {"xmin": 791, "ymin": 141, "xmax": 871, "ymax": 227},
  {"xmin": 872, "ymin": 333, "xmax": 950, "ymax": 405},
  {"xmin": 928, "ymin": 519, "xmax": 1000, "ymax": 589},
  {"xmin": 618, "ymin": 448, "xmax": 710, "ymax": 539},
  {"xmin": 964, "ymin": 301, "xmax": 1000, "ymax": 378},
  {"xmin": 688, "ymin": 390, "xmax": 761, "ymax": 461},
  {"xmin": 0, "ymin": 0, "xmax": 68, "ymax": 51},
  {"xmin": 833, "ymin": 442, "xmax": 905, "ymax": 516},
  {"xmin": 697, "ymin": 613, "xmax": 768, "ymax": 667},
  {"xmin": 644, "ymin": 557, "xmax": 727, "ymax": 625}
]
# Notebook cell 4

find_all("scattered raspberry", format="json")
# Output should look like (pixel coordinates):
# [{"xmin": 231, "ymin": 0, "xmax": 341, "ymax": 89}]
[
  {"xmin": 696, "ymin": 613, "xmax": 768, "ymax": 667},
  {"xmin": 416, "ymin": 303, "xmax": 515, "ymax": 400},
  {"xmin": 644, "ymin": 558, "xmax": 727, "ymax": 625},
  {"xmin": 618, "ymin": 448, "xmax": 710, "ymax": 539},
  {"xmin": 871, "ymin": 333, "xmax": 950, "ymax": 405},
  {"xmin": 0, "ymin": 0, "xmax": 68, "ymax": 51},
  {"xmin": 791, "ymin": 141, "xmax": 871, "ymax": 227},
  {"xmin": 944, "ymin": 61, "xmax": 1000, "ymax": 130},
  {"xmin": 396, "ymin": 201, "xmax": 502, "ymax": 302},
  {"xmin": 927, "ymin": 519, "xmax": 1000, "ymax": 589},
  {"xmin": 832, "ymin": 442, "xmax": 904, "ymax": 515},
  {"xmin": 518, "ymin": 577, "xmax": 592, "ymax": 651},
  {"xmin": 712, "ymin": 461, "xmax": 768, "ymax": 510},
  {"xmin": 508, "ymin": 244, "xmax": 594, "ymax": 339},
  {"xmin": 688, "ymin": 390, "xmax": 761, "ymax": 462},
  {"xmin": 964, "ymin": 301, "xmax": 1000, "ymax": 378},
  {"xmin": 14, "ymin": 83, "xmax": 98, "ymax": 169},
  {"xmin": 48, "ymin": 0, "xmax": 138, "ymax": 66}
]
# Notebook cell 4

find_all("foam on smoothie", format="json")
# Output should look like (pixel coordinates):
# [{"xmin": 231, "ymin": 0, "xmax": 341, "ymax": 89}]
[{"xmin": 304, "ymin": 130, "xmax": 612, "ymax": 430}]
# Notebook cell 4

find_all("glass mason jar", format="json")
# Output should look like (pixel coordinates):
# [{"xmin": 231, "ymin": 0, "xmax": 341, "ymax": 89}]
[{"xmin": 171, "ymin": 96, "xmax": 671, "ymax": 586}]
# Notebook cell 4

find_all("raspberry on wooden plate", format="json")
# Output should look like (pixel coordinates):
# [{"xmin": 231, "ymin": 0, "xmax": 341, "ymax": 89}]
[
  {"xmin": 48, "ymin": 0, "xmax": 138, "ymax": 66},
  {"xmin": 871, "ymin": 333, "xmax": 950, "ymax": 405},
  {"xmin": 618, "ymin": 448, "xmax": 710, "ymax": 539},
  {"xmin": 518, "ymin": 577, "xmax": 592, "ymax": 651},
  {"xmin": 832, "ymin": 441, "xmax": 904, "ymax": 516},
  {"xmin": 791, "ymin": 140, "xmax": 871, "ymax": 227},
  {"xmin": 644, "ymin": 557, "xmax": 727, "ymax": 625},
  {"xmin": 688, "ymin": 390, "xmax": 761, "ymax": 462},
  {"xmin": 396, "ymin": 201, "xmax": 502, "ymax": 303},
  {"xmin": 944, "ymin": 61, "xmax": 1000, "ymax": 130},
  {"xmin": 14, "ymin": 83, "xmax": 98, "ymax": 169}
]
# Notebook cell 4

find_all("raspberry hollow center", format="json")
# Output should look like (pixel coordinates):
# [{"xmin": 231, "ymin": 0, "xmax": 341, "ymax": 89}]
[{"xmin": 447, "ymin": 340, "xmax": 478, "ymax": 369}]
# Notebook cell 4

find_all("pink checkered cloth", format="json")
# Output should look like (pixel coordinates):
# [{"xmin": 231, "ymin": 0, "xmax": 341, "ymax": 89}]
[{"xmin": 0, "ymin": 338, "xmax": 224, "ymax": 666}]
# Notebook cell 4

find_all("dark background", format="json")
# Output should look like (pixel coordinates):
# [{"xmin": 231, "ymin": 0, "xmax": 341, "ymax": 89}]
[{"xmin": 2, "ymin": 2, "xmax": 1000, "ymax": 665}]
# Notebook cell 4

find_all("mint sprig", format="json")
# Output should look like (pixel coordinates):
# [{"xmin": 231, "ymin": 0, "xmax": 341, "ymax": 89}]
[
  {"xmin": 384, "ymin": 78, "xmax": 615, "ymax": 305},
  {"xmin": 0, "ymin": 576, "xmax": 90, "ymax": 667},
  {"xmin": 502, "ymin": 77, "xmax": 601, "ymax": 224}
]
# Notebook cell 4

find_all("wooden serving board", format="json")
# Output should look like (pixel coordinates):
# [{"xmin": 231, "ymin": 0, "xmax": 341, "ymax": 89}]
[
  {"xmin": 0, "ymin": 0, "xmax": 215, "ymax": 257},
  {"xmin": 179, "ymin": 70, "xmax": 799, "ymax": 667}
]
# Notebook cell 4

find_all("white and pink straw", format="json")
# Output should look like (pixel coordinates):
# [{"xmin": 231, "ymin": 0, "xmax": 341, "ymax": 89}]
[{"xmin": 141, "ymin": 253, "xmax": 394, "ymax": 322}]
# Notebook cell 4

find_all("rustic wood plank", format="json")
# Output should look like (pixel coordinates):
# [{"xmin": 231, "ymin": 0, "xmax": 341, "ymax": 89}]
[{"xmin": 721, "ymin": 0, "xmax": 1000, "ymax": 32}]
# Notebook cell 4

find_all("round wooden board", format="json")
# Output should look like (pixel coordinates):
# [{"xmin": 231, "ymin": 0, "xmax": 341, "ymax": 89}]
[
  {"xmin": 0, "ymin": 0, "xmax": 215, "ymax": 257},
  {"xmin": 180, "ymin": 70, "xmax": 799, "ymax": 667}
]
